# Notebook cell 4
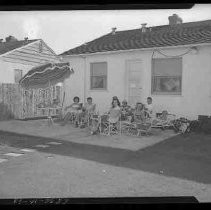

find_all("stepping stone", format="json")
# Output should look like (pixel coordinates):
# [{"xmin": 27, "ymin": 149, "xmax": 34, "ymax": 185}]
[
  {"xmin": 20, "ymin": 149, "xmax": 35, "ymax": 152},
  {"xmin": 0, "ymin": 158, "xmax": 8, "ymax": 163},
  {"xmin": 4, "ymin": 153, "xmax": 24, "ymax": 157},
  {"xmin": 35, "ymin": 144, "xmax": 49, "ymax": 148},
  {"xmin": 47, "ymin": 142, "xmax": 62, "ymax": 145}
]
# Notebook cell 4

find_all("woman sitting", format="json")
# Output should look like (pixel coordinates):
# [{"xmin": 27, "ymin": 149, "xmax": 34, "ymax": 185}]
[
  {"xmin": 61, "ymin": 96, "xmax": 82, "ymax": 127},
  {"xmin": 108, "ymin": 97, "xmax": 121, "ymax": 123},
  {"xmin": 90, "ymin": 97, "xmax": 121, "ymax": 135},
  {"xmin": 101, "ymin": 97, "xmax": 121, "ymax": 134}
]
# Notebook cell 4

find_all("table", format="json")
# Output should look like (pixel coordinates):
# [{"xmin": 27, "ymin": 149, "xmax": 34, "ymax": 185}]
[{"xmin": 37, "ymin": 107, "xmax": 62, "ymax": 126}]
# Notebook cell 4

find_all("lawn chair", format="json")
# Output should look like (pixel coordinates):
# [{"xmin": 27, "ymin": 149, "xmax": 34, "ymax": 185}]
[
  {"xmin": 151, "ymin": 110, "xmax": 176, "ymax": 130},
  {"xmin": 89, "ymin": 113, "xmax": 101, "ymax": 134},
  {"xmin": 99, "ymin": 112, "xmax": 122, "ymax": 136},
  {"xmin": 79, "ymin": 110, "xmax": 95, "ymax": 128},
  {"xmin": 121, "ymin": 111, "xmax": 152, "ymax": 137},
  {"xmin": 136, "ymin": 118, "xmax": 152, "ymax": 136}
]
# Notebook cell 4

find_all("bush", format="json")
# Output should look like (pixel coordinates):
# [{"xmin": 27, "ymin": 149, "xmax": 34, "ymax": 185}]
[{"xmin": 0, "ymin": 102, "xmax": 14, "ymax": 121}]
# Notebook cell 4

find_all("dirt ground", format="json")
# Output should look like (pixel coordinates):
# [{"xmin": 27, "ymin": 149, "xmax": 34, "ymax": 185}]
[{"xmin": 0, "ymin": 120, "xmax": 211, "ymax": 202}]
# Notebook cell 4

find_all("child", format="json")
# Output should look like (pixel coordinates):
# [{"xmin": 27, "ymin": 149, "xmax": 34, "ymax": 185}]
[
  {"xmin": 133, "ymin": 102, "xmax": 146, "ymax": 123},
  {"xmin": 61, "ymin": 96, "xmax": 82, "ymax": 126},
  {"xmin": 152, "ymin": 110, "xmax": 169, "ymax": 125},
  {"xmin": 120, "ymin": 99, "xmax": 132, "ymax": 121}
]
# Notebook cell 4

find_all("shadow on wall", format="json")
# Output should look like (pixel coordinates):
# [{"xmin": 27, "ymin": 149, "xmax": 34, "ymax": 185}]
[{"xmin": 0, "ymin": 102, "xmax": 14, "ymax": 121}]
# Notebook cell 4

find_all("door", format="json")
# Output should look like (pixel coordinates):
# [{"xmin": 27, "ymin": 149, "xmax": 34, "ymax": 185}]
[{"xmin": 126, "ymin": 60, "xmax": 143, "ymax": 106}]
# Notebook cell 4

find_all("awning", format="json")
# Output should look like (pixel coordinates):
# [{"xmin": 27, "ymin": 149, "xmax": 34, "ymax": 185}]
[{"xmin": 19, "ymin": 62, "xmax": 74, "ymax": 89}]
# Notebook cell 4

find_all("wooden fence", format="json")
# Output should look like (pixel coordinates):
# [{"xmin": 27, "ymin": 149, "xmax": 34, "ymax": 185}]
[
  {"xmin": 0, "ymin": 83, "xmax": 63, "ymax": 120},
  {"xmin": 0, "ymin": 83, "xmax": 23, "ymax": 120}
]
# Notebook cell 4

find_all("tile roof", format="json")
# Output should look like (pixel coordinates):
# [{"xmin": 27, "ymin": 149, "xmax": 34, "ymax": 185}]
[
  {"xmin": 61, "ymin": 19, "xmax": 211, "ymax": 56},
  {"xmin": 0, "ymin": 39, "xmax": 39, "ymax": 56}
]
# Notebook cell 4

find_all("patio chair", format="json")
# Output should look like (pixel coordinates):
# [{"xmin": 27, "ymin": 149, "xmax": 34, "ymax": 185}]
[
  {"xmin": 99, "ymin": 113, "xmax": 122, "ymax": 136},
  {"xmin": 151, "ymin": 110, "xmax": 176, "ymax": 130},
  {"xmin": 136, "ymin": 118, "xmax": 152, "ymax": 136},
  {"xmin": 79, "ymin": 111, "xmax": 95, "ymax": 128},
  {"xmin": 121, "ymin": 111, "xmax": 152, "ymax": 137},
  {"xmin": 89, "ymin": 113, "xmax": 101, "ymax": 134}
]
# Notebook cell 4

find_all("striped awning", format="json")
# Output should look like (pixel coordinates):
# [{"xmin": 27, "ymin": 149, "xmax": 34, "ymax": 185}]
[{"xmin": 19, "ymin": 62, "xmax": 74, "ymax": 89}]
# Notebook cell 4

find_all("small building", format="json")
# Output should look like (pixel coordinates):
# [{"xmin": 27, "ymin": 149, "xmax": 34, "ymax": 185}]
[
  {"xmin": 0, "ymin": 35, "xmax": 60, "ymax": 84},
  {"xmin": 60, "ymin": 14, "xmax": 211, "ymax": 120},
  {"xmin": 0, "ymin": 36, "xmax": 61, "ymax": 119}
]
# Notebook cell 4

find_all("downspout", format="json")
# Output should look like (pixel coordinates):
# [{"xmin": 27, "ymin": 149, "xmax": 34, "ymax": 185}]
[{"xmin": 82, "ymin": 56, "xmax": 87, "ymax": 104}]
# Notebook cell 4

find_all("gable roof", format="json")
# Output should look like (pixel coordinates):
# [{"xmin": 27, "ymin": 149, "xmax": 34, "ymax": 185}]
[
  {"xmin": 0, "ymin": 39, "xmax": 39, "ymax": 56},
  {"xmin": 61, "ymin": 19, "xmax": 211, "ymax": 56}
]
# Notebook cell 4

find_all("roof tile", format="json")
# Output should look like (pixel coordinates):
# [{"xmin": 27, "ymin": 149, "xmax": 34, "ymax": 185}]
[{"xmin": 61, "ymin": 20, "xmax": 211, "ymax": 56}]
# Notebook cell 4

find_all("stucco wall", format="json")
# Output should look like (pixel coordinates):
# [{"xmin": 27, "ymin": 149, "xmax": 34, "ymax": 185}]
[
  {"xmin": 63, "ymin": 45, "xmax": 211, "ymax": 119},
  {"xmin": 0, "ymin": 59, "xmax": 35, "ymax": 83},
  {"xmin": 61, "ymin": 57, "xmax": 85, "ymax": 108}
]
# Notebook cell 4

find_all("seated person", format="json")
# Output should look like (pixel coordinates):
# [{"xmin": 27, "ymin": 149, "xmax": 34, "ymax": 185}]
[
  {"xmin": 133, "ymin": 102, "xmax": 146, "ymax": 123},
  {"xmin": 84, "ymin": 97, "xmax": 96, "ymax": 115},
  {"xmin": 108, "ymin": 98, "xmax": 121, "ymax": 124},
  {"xmin": 61, "ymin": 96, "xmax": 82, "ymax": 126},
  {"xmin": 152, "ymin": 110, "xmax": 169, "ymax": 125},
  {"xmin": 98, "ymin": 98, "xmax": 121, "ymax": 134},
  {"xmin": 144, "ymin": 97, "xmax": 156, "ymax": 119},
  {"xmin": 80, "ymin": 97, "xmax": 96, "ymax": 128},
  {"xmin": 90, "ymin": 97, "xmax": 121, "ymax": 135},
  {"xmin": 120, "ymin": 99, "xmax": 132, "ymax": 121}
]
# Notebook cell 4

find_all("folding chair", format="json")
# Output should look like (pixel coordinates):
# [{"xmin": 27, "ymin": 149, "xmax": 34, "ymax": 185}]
[
  {"xmin": 151, "ymin": 111, "xmax": 176, "ymax": 130},
  {"xmin": 121, "ymin": 110, "xmax": 152, "ymax": 137},
  {"xmin": 89, "ymin": 113, "xmax": 101, "ymax": 134},
  {"xmin": 136, "ymin": 118, "xmax": 152, "ymax": 136},
  {"xmin": 99, "ymin": 114, "xmax": 121, "ymax": 136}
]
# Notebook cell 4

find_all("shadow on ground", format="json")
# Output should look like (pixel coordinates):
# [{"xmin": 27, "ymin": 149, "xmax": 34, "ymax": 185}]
[{"xmin": 0, "ymin": 130, "xmax": 211, "ymax": 184}]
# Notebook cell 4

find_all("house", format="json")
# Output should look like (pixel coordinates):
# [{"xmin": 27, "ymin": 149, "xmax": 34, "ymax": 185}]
[
  {"xmin": 0, "ymin": 36, "xmax": 61, "ymax": 119},
  {"xmin": 60, "ymin": 14, "xmax": 211, "ymax": 120},
  {"xmin": 0, "ymin": 36, "xmax": 60, "ymax": 84}
]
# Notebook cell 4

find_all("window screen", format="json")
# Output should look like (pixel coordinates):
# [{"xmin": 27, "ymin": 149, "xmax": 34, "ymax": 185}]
[
  {"xmin": 152, "ymin": 58, "xmax": 182, "ymax": 94},
  {"xmin": 90, "ymin": 62, "xmax": 107, "ymax": 90}
]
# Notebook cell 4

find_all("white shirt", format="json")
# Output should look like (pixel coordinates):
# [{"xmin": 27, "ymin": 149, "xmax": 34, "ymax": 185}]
[{"xmin": 145, "ymin": 103, "xmax": 155, "ymax": 118}]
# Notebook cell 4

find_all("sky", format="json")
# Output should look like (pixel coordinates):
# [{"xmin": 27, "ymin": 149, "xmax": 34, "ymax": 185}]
[{"xmin": 0, "ymin": 4, "xmax": 211, "ymax": 55}]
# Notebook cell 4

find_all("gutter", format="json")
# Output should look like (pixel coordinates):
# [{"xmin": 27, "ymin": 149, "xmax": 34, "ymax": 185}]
[{"xmin": 60, "ymin": 42, "xmax": 211, "ymax": 58}]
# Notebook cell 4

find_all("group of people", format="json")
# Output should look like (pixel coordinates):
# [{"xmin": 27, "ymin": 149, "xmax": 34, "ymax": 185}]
[{"xmin": 60, "ymin": 95, "xmax": 155, "ymax": 129}]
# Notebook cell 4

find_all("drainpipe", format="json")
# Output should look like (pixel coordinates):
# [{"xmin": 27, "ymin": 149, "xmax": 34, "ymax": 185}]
[{"xmin": 82, "ymin": 56, "xmax": 87, "ymax": 104}]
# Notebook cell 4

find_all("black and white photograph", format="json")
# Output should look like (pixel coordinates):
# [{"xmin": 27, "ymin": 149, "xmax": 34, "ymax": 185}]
[{"xmin": 0, "ymin": 4, "xmax": 211, "ymax": 204}]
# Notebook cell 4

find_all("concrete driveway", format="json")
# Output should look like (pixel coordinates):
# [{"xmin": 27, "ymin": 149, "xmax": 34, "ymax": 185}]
[{"xmin": 0, "ymin": 120, "xmax": 211, "ymax": 202}]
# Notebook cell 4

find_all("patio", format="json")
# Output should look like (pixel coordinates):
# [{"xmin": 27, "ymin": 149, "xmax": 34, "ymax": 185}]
[
  {"xmin": 0, "ymin": 119, "xmax": 211, "ymax": 201},
  {"xmin": 0, "ymin": 119, "xmax": 177, "ymax": 151}
]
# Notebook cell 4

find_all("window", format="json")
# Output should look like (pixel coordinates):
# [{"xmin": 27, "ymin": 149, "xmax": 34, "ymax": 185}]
[
  {"xmin": 14, "ymin": 69, "xmax": 23, "ymax": 83},
  {"xmin": 90, "ymin": 62, "xmax": 107, "ymax": 90},
  {"xmin": 152, "ymin": 57, "xmax": 182, "ymax": 95}
]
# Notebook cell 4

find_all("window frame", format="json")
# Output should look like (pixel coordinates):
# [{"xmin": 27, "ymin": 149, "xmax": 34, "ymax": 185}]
[
  {"xmin": 90, "ymin": 62, "xmax": 107, "ymax": 90},
  {"xmin": 151, "ymin": 57, "xmax": 182, "ymax": 95}
]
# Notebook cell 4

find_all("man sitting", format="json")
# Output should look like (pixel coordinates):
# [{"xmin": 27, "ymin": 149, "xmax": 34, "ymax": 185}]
[{"xmin": 144, "ymin": 97, "xmax": 156, "ymax": 119}]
